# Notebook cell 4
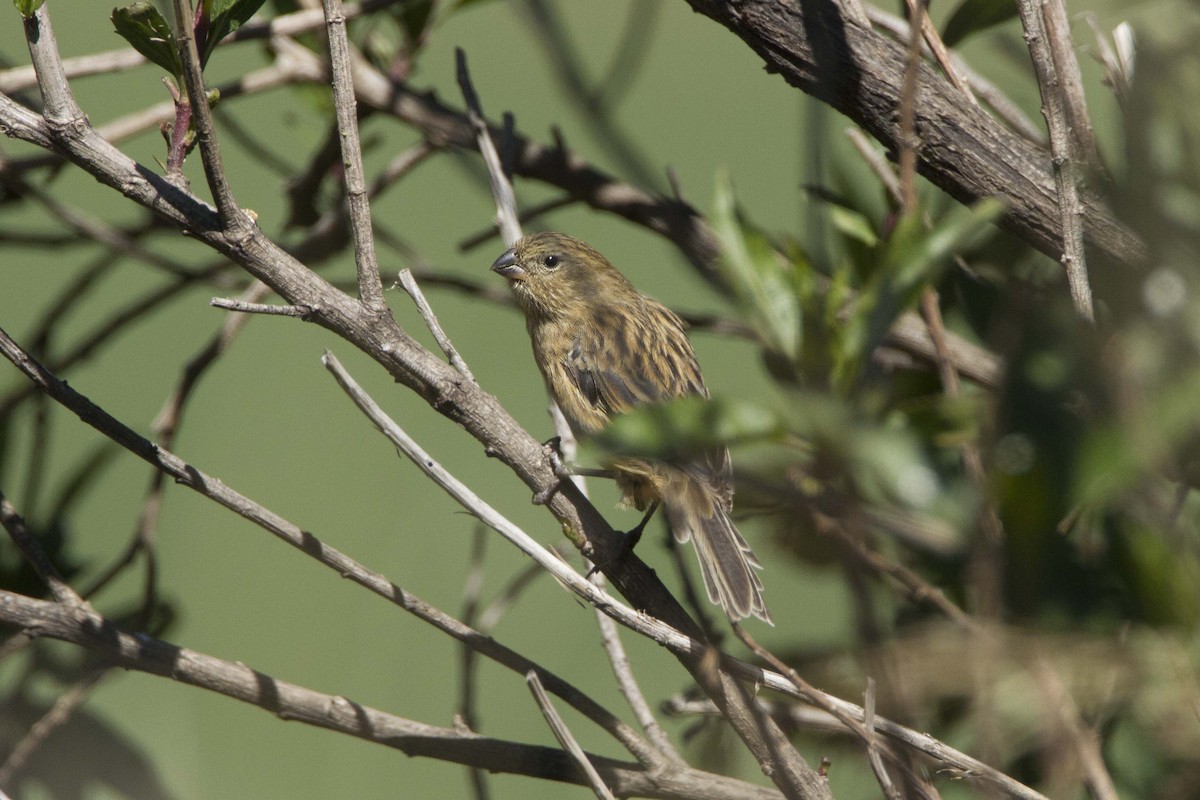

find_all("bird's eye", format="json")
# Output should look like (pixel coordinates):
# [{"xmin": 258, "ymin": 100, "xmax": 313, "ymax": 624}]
[{"xmin": 543, "ymin": 254, "xmax": 560, "ymax": 269}]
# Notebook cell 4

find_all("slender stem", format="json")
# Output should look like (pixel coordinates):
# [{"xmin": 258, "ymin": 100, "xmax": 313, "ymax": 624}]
[
  {"xmin": 1016, "ymin": 0, "xmax": 1094, "ymax": 322},
  {"xmin": 526, "ymin": 671, "xmax": 617, "ymax": 800},
  {"xmin": 321, "ymin": 0, "xmax": 386, "ymax": 310},
  {"xmin": 0, "ymin": 490, "xmax": 85, "ymax": 607},
  {"xmin": 455, "ymin": 49, "xmax": 521, "ymax": 247},
  {"xmin": 170, "ymin": 0, "xmax": 240, "ymax": 227}
]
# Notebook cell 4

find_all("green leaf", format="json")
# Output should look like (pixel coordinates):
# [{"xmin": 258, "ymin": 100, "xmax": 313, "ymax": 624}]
[
  {"xmin": 13, "ymin": 0, "xmax": 45, "ymax": 18},
  {"xmin": 840, "ymin": 198, "xmax": 1003, "ymax": 388},
  {"xmin": 943, "ymin": 0, "xmax": 1018, "ymax": 48},
  {"xmin": 201, "ymin": 0, "xmax": 267, "ymax": 65},
  {"xmin": 591, "ymin": 396, "xmax": 782, "ymax": 463},
  {"xmin": 112, "ymin": 3, "xmax": 182, "ymax": 78},
  {"xmin": 829, "ymin": 205, "xmax": 879, "ymax": 248},
  {"xmin": 712, "ymin": 170, "xmax": 802, "ymax": 365}
]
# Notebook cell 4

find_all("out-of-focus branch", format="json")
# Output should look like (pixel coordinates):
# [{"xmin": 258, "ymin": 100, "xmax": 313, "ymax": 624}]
[
  {"xmin": 680, "ymin": 0, "xmax": 1145, "ymax": 270},
  {"xmin": 0, "ymin": 490, "xmax": 84, "ymax": 607}
]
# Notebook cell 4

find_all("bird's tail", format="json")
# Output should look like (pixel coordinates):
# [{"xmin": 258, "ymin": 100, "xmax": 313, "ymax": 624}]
[{"xmin": 664, "ymin": 482, "xmax": 772, "ymax": 625}]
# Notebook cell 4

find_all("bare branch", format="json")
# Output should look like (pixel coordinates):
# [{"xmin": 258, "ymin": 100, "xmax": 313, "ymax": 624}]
[
  {"xmin": 455, "ymin": 49, "xmax": 521, "ymax": 247},
  {"xmin": 395, "ymin": 268, "xmax": 475, "ymax": 379},
  {"xmin": 527, "ymin": 671, "xmax": 617, "ymax": 800},
  {"xmin": 681, "ymin": 0, "xmax": 1144, "ymax": 270},
  {"xmin": 0, "ymin": 590, "xmax": 779, "ymax": 800},
  {"xmin": 21, "ymin": 4, "xmax": 86, "ymax": 127},
  {"xmin": 863, "ymin": 679, "xmax": 902, "ymax": 800},
  {"xmin": 1015, "ymin": 0, "xmax": 1095, "ymax": 322},
  {"xmin": 170, "ymin": 0, "xmax": 240, "ymax": 226},
  {"xmin": 594, "ymin": 597, "xmax": 685, "ymax": 765},
  {"xmin": 210, "ymin": 297, "xmax": 311, "ymax": 316},
  {"xmin": 0, "ymin": 489, "xmax": 85, "ymax": 607},
  {"xmin": 1030, "ymin": 656, "xmax": 1120, "ymax": 800},
  {"xmin": 321, "ymin": 0, "xmax": 386, "ymax": 310},
  {"xmin": 1040, "ymin": 0, "xmax": 1102, "ymax": 170}
]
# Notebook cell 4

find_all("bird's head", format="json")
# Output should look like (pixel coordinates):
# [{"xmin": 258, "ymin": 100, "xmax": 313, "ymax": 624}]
[{"xmin": 491, "ymin": 232, "xmax": 632, "ymax": 320}]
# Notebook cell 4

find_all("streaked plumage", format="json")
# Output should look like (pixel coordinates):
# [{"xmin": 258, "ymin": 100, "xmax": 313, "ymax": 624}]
[{"xmin": 492, "ymin": 232, "xmax": 771, "ymax": 623}]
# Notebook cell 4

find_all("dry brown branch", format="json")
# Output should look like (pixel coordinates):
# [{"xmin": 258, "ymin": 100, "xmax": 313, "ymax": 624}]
[
  {"xmin": 0, "ymin": 489, "xmax": 84, "ymax": 607},
  {"xmin": 1015, "ymin": 0, "xmax": 1094, "ymax": 321},
  {"xmin": 526, "ymin": 671, "xmax": 617, "ymax": 800},
  {"xmin": 680, "ymin": 0, "xmax": 1144, "ymax": 270},
  {"xmin": 0, "ymin": 318, "xmax": 1047, "ymax": 800},
  {"xmin": 594, "ymin": 587, "xmax": 686, "ymax": 765},
  {"xmin": 0, "ymin": 589, "xmax": 779, "ymax": 800},
  {"xmin": 1040, "ymin": 0, "xmax": 1102, "ymax": 170},
  {"xmin": 321, "ymin": 0, "xmax": 386, "ymax": 310},
  {"xmin": 1030, "ymin": 657, "xmax": 1120, "ymax": 800},
  {"xmin": 170, "ymin": 0, "xmax": 239, "ymax": 223}
]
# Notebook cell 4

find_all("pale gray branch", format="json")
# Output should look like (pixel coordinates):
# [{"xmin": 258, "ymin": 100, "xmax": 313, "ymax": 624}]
[
  {"xmin": 527, "ymin": 671, "xmax": 617, "ymax": 800},
  {"xmin": 0, "ymin": 590, "xmax": 779, "ymax": 800},
  {"xmin": 171, "ymin": 0, "xmax": 240, "ymax": 225},
  {"xmin": 321, "ymin": 0, "xmax": 386, "ymax": 310},
  {"xmin": 210, "ymin": 297, "xmax": 311, "ymax": 316},
  {"xmin": 1016, "ymin": 0, "xmax": 1094, "ymax": 322},
  {"xmin": 455, "ymin": 48, "xmax": 522, "ymax": 248}
]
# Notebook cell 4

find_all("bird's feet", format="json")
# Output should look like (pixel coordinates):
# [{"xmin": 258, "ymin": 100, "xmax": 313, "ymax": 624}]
[
  {"xmin": 532, "ymin": 437, "xmax": 568, "ymax": 506},
  {"xmin": 585, "ymin": 502, "xmax": 659, "ymax": 578}
]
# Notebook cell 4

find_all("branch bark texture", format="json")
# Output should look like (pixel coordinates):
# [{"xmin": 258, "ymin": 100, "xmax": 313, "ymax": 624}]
[{"xmin": 680, "ymin": 0, "xmax": 1146, "ymax": 271}]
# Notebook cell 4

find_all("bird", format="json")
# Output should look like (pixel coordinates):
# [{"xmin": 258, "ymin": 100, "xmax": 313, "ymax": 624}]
[{"xmin": 491, "ymin": 232, "xmax": 771, "ymax": 624}]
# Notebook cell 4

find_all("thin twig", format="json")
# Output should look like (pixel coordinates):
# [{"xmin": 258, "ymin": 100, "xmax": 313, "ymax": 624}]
[
  {"xmin": 526, "ymin": 671, "xmax": 617, "ymax": 800},
  {"xmin": 321, "ymin": 0, "xmax": 386, "ymax": 310},
  {"xmin": 460, "ymin": 527, "xmax": 491, "ymax": 800},
  {"xmin": 733, "ymin": 623, "xmax": 908, "ymax": 796},
  {"xmin": 914, "ymin": 5, "xmax": 977, "ymax": 104},
  {"xmin": 0, "ymin": 489, "xmax": 85, "ymax": 607},
  {"xmin": 455, "ymin": 48, "xmax": 521, "ymax": 247},
  {"xmin": 521, "ymin": 0, "xmax": 662, "ymax": 192},
  {"xmin": 594, "ymin": 598, "xmax": 684, "ymax": 765},
  {"xmin": 457, "ymin": 194, "xmax": 577, "ymax": 252},
  {"xmin": 1016, "ymin": 0, "xmax": 1094, "ymax": 322},
  {"xmin": 1040, "ymin": 0, "xmax": 1102, "ymax": 171},
  {"xmin": 170, "ymin": 0, "xmax": 240, "ymax": 226},
  {"xmin": 0, "ymin": 323, "xmax": 1050, "ymax": 800},
  {"xmin": 210, "ymin": 297, "xmax": 311, "ymax": 315},
  {"xmin": 863, "ymin": 679, "xmax": 902, "ymax": 800},
  {"xmin": 897, "ymin": 0, "xmax": 926, "ymax": 211},
  {"xmin": 1029, "ymin": 656, "xmax": 1120, "ymax": 800},
  {"xmin": 0, "ymin": 669, "xmax": 106, "ymax": 785},
  {"xmin": 21, "ymin": 4, "xmax": 86, "ymax": 127},
  {"xmin": 395, "ymin": 269, "xmax": 475, "ymax": 379}
]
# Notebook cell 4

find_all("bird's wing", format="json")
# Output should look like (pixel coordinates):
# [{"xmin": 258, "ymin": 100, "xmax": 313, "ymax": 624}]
[
  {"xmin": 562, "ymin": 298, "xmax": 707, "ymax": 419},
  {"xmin": 562, "ymin": 298, "xmax": 734, "ymax": 503}
]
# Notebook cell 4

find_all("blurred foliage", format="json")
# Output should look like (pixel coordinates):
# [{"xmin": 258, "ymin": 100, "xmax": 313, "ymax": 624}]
[
  {"xmin": 5, "ymin": 0, "xmax": 1200, "ymax": 799},
  {"xmin": 592, "ymin": 8, "xmax": 1200, "ymax": 798}
]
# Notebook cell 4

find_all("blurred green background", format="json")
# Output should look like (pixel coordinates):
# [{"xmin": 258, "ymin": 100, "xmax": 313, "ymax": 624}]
[{"xmin": 2, "ymin": 0, "xmax": 1195, "ymax": 798}]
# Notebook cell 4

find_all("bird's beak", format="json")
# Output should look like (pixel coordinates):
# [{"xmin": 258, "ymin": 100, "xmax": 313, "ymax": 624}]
[{"xmin": 491, "ymin": 248, "xmax": 525, "ymax": 280}]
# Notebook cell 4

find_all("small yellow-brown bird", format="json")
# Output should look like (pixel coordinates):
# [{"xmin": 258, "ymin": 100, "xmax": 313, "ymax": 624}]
[{"xmin": 492, "ymin": 232, "xmax": 771, "ymax": 623}]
